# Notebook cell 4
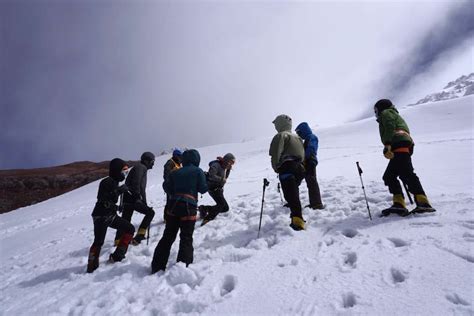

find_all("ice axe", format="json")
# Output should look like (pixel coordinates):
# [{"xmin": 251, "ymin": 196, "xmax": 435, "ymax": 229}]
[
  {"xmin": 356, "ymin": 162, "xmax": 372, "ymax": 220},
  {"xmin": 258, "ymin": 178, "xmax": 270, "ymax": 238}
]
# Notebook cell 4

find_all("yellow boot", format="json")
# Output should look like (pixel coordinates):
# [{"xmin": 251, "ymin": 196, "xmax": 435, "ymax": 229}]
[
  {"xmin": 381, "ymin": 194, "xmax": 408, "ymax": 217},
  {"xmin": 114, "ymin": 239, "xmax": 120, "ymax": 247},
  {"xmin": 393, "ymin": 194, "xmax": 407, "ymax": 209},
  {"xmin": 413, "ymin": 194, "xmax": 436, "ymax": 213},
  {"xmin": 132, "ymin": 228, "xmax": 147, "ymax": 245},
  {"xmin": 290, "ymin": 217, "xmax": 305, "ymax": 231}
]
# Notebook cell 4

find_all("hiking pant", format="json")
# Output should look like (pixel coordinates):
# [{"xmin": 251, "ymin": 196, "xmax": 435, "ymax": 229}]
[
  {"xmin": 278, "ymin": 160, "xmax": 305, "ymax": 219},
  {"xmin": 115, "ymin": 201, "xmax": 155, "ymax": 240},
  {"xmin": 89, "ymin": 214, "xmax": 135, "ymax": 261},
  {"xmin": 92, "ymin": 214, "xmax": 135, "ymax": 248},
  {"xmin": 305, "ymin": 165, "xmax": 322, "ymax": 206},
  {"xmin": 151, "ymin": 202, "xmax": 196, "ymax": 272},
  {"xmin": 201, "ymin": 188, "xmax": 229, "ymax": 220},
  {"xmin": 383, "ymin": 152, "xmax": 425, "ymax": 196}
]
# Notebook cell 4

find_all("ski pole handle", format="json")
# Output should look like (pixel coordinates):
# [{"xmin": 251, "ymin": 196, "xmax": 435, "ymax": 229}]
[{"xmin": 356, "ymin": 161, "xmax": 363, "ymax": 176}]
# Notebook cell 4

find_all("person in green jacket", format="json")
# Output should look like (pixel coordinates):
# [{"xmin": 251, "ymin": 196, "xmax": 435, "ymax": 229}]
[
  {"xmin": 374, "ymin": 99, "xmax": 435, "ymax": 216},
  {"xmin": 269, "ymin": 114, "xmax": 306, "ymax": 230}
]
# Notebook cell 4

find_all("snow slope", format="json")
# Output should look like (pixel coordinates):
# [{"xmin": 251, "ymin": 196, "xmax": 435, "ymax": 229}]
[{"xmin": 1, "ymin": 96, "xmax": 473, "ymax": 315}]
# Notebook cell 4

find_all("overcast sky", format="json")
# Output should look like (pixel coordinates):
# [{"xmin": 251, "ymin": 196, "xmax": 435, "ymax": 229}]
[{"xmin": 1, "ymin": 0, "xmax": 472, "ymax": 169}]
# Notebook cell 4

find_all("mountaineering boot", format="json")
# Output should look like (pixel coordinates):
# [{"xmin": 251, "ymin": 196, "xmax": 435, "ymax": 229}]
[
  {"xmin": 114, "ymin": 239, "xmax": 120, "ymax": 247},
  {"xmin": 198, "ymin": 205, "xmax": 207, "ymax": 220},
  {"xmin": 109, "ymin": 248, "xmax": 126, "ymax": 263},
  {"xmin": 87, "ymin": 245, "xmax": 101, "ymax": 273},
  {"xmin": 380, "ymin": 194, "xmax": 409, "ymax": 217},
  {"xmin": 289, "ymin": 217, "xmax": 305, "ymax": 231},
  {"xmin": 306, "ymin": 204, "xmax": 325, "ymax": 210},
  {"xmin": 132, "ymin": 228, "xmax": 147, "ymax": 245},
  {"xmin": 109, "ymin": 233, "xmax": 133, "ymax": 263},
  {"xmin": 412, "ymin": 194, "xmax": 436, "ymax": 213},
  {"xmin": 201, "ymin": 210, "xmax": 218, "ymax": 226}
]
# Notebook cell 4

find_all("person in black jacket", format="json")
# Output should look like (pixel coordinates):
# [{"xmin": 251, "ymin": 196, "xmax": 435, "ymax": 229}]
[
  {"xmin": 151, "ymin": 149, "xmax": 208, "ymax": 273},
  {"xmin": 162, "ymin": 149, "xmax": 183, "ymax": 221},
  {"xmin": 115, "ymin": 152, "xmax": 156, "ymax": 246},
  {"xmin": 87, "ymin": 158, "xmax": 135, "ymax": 273},
  {"xmin": 199, "ymin": 153, "xmax": 235, "ymax": 226}
]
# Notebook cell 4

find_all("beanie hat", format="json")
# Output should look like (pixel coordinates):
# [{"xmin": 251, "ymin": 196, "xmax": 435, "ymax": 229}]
[
  {"xmin": 223, "ymin": 153, "xmax": 236, "ymax": 163},
  {"xmin": 374, "ymin": 99, "xmax": 393, "ymax": 114},
  {"xmin": 172, "ymin": 149, "xmax": 182, "ymax": 157},
  {"xmin": 141, "ymin": 151, "xmax": 155, "ymax": 162}
]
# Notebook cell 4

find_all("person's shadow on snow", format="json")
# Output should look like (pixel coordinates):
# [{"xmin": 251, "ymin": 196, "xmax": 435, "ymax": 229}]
[{"xmin": 18, "ymin": 266, "xmax": 84, "ymax": 288}]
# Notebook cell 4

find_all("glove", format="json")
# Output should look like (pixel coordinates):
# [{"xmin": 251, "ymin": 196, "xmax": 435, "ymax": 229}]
[
  {"xmin": 383, "ymin": 145, "xmax": 394, "ymax": 159},
  {"xmin": 117, "ymin": 184, "xmax": 129, "ymax": 194}
]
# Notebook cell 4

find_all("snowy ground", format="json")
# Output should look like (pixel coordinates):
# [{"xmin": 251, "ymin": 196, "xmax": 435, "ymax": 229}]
[{"xmin": 1, "ymin": 96, "xmax": 473, "ymax": 315}]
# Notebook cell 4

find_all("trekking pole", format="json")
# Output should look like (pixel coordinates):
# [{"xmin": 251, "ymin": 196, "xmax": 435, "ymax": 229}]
[
  {"xmin": 258, "ymin": 178, "xmax": 270, "ymax": 238},
  {"xmin": 402, "ymin": 181, "xmax": 414, "ymax": 205},
  {"xmin": 277, "ymin": 183, "xmax": 284, "ymax": 203},
  {"xmin": 147, "ymin": 225, "xmax": 150, "ymax": 245},
  {"xmin": 356, "ymin": 162, "xmax": 372, "ymax": 221}
]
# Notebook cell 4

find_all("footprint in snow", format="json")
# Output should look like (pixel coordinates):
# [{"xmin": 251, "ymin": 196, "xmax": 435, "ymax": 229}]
[
  {"xmin": 342, "ymin": 292, "xmax": 357, "ymax": 308},
  {"xmin": 390, "ymin": 267, "xmax": 407, "ymax": 284},
  {"xmin": 458, "ymin": 220, "xmax": 474, "ymax": 230},
  {"xmin": 343, "ymin": 252, "xmax": 357, "ymax": 268},
  {"xmin": 341, "ymin": 228, "xmax": 359, "ymax": 238},
  {"xmin": 387, "ymin": 237, "xmax": 409, "ymax": 248},
  {"xmin": 462, "ymin": 232, "xmax": 474, "ymax": 242},
  {"xmin": 220, "ymin": 275, "xmax": 237, "ymax": 296},
  {"xmin": 445, "ymin": 293, "xmax": 470, "ymax": 306}
]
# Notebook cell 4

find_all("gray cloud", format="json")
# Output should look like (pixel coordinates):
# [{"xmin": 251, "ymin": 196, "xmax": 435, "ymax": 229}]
[
  {"xmin": 366, "ymin": 0, "xmax": 474, "ymax": 110},
  {"xmin": 0, "ymin": 1, "xmax": 465, "ymax": 169}
]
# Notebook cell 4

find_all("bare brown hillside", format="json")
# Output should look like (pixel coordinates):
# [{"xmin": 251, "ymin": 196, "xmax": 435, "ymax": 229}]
[{"xmin": 0, "ymin": 161, "xmax": 111, "ymax": 213}]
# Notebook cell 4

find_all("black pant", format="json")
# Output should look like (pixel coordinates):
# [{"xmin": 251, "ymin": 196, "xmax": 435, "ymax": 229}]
[
  {"xmin": 92, "ymin": 214, "xmax": 135, "ymax": 248},
  {"xmin": 305, "ymin": 165, "xmax": 322, "ymax": 206},
  {"xmin": 278, "ymin": 160, "xmax": 304, "ymax": 219},
  {"xmin": 151, "ymin": 204, "xmax": 196, "ymax": 272},
  {"xmin": 383, "ymin": 152, "xmax": 425, "ymax": 196},
  {"xmin": 115, "ymin": 201, "xmax": 155, "ymax": 240},
  {"xmin": 201, "ymin": 187, "xmax": 229, "ymax": 220}
]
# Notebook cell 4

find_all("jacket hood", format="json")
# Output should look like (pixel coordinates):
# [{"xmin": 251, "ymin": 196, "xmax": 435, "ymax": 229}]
[
  {"xmin": 273, "ymin": 114, "xmax": 292, "ymax": 133},
  {"xmin": 109, "ymin": 158, "xmax": 126, "ymax": 181},
  {"xmin": 295, "ymin": 122, "xmax": 312, "ymax": 139},
  {"xmin": 182, "ymin": 149, "xmax": 201, "ymax": 167}
]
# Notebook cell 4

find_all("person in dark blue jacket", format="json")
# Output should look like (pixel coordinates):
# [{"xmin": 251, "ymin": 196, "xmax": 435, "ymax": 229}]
[
  {"xmin": 151, "ymin": 149, "xmax": 208, "ymax": 273},
  {"xmin": 295, "ymin": 122, "xmax": 324, "ymax": 209}
]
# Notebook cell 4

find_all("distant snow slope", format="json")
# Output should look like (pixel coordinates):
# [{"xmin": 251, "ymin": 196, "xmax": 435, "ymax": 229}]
[
  {"xmin": 412, "ymin": 73, "xmax": 474, "ymax": 105},
  {"xmin": 1, "ymin": 96, "xmax": 473, "ymax": 315}
]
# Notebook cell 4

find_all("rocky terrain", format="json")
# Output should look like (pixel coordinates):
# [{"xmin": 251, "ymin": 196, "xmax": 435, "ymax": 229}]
[
  {"xmin": 0, "ymin": 161, "xmax": 111, "ymax": 214},
  {"xmin": 413, "ymin": 73, "xmax": 474, "ymax": 105}
]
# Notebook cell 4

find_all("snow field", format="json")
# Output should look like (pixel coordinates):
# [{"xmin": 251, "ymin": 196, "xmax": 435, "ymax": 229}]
[{"xmin": 1, "ymin": 96, "xmax": 473, "ymax": 315}]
